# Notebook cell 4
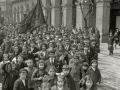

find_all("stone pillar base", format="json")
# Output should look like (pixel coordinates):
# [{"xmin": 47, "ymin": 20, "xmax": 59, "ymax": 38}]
[{"xmin": 100, "ymin": 33, "xmax": 109, "ymax": 43}]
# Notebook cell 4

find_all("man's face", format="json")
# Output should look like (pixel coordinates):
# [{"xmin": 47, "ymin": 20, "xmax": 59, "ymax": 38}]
[
  {"xmin": 19, "ymin": 71, "xmax": 27, "ymax": 79},
  {"xmin": 74, "ymin": 58, "xmax": 79, "ymax": 64},
  {"xmin": 59, "ymin": 45, "xmax": 63, "ymax": 51},
  {"xmin": 48, "ymin": 69, "xmax": 55, "ymax": 77},
  {"xmin": 49, "ymin": 43, "xmax": 54, "ymax": 48},
  {"xmin": 12, "ymin": 64, "xmax": 16, "ymax": 71},
  {"xmin": 17, "ymin": 56, "xmax": 23, "ymax": 63},
  {"xmin": 82, "ymin": 66, "xmax": 88, "ymax": 70},
  {"xmin": 14, "ymin": 47, "xmax": 19, "ymax": 52},
  {"xmin": 42, "ymin": 45, "xmax": 46, "ymax": 50},
  {"xmin": 39, "ymin": 63, "xmax": 44, "ymax": 69},
  {"xmin": 22, "ymin": 47, "xmax": 27, "ymax": 52},
  {"xmin": 57, "ymin": 79, "xmax": 64, "ymax": 87},
  {"xmin": 4, "ymin": 54, "xmax": 8, "ymax": 61},
  {"xmin": 27, "ymin": 60, "xmax": 33, "ymax": 67},
  {"xmin": 92, "ymin": 62, "xmax": 97, "ymax": 68}
]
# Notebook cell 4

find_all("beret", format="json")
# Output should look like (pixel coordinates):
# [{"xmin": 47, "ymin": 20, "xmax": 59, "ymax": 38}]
[
  {"xmin": 91, "ymin": 60, "xmax": 98, "ymax": 64},
  {"xmin": 82, "ymin": 62, "xmax": 89, "ymax": 66}
]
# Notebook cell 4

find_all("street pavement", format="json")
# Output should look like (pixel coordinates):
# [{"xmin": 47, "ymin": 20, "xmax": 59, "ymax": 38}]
[{"xmin": 98, "ymin": 43, "xmax": 120, "ymax": 90}]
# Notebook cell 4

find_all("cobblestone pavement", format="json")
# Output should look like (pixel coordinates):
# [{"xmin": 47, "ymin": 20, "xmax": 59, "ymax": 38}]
[{"xmin": 97, "ymin": 43, "xmax": 120, "ymax": 90}]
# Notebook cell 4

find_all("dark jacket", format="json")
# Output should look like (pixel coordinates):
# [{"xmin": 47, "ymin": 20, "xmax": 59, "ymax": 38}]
[
  {"xmin": 1, "ymin": 41, "xmax": 12, "ymax": 54},
  {"xmin": 13, "ymin": 78, "xmax": 28, "ymax": 90},
  {"xmin": 45, "ymin": 58, "xmax": 59, "ymax": 70},
  {"xmin": 87, "ymin": 67, "xmax": 101, "ymax": 85},
  {"xmin": 64, "ymin": 74, "xmax": 76, "ymax": 90},
  {"xmin": 90, "ymin": 46, "xmax": 98, "ymax": 60}
]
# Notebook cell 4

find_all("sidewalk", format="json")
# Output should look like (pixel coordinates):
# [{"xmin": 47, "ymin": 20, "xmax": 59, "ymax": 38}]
[
  {"xmin": 98, "ymin": 43, "xmax": 120, "ymax": 90},
  {"xmin": 100, "ymin": 43, "xmax": 120, "ymax": 59}
]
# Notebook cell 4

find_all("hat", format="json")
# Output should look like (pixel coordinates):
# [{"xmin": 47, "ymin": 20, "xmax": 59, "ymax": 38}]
[
  {"xmin": 35, "ymin": 58, "xmax": 39, "ymax": 61},
  {"xmin": 82, "ymin": 62, "xmax": 89, "ymax": 67},
  {"xmin": 38, "ymin": 60, "xmax": 45, "ymax": 64},
  {"xmin": 91, "ymin": 60, "xmax": 98, "ymax": 64},
  {"xmin": 62, "ymin": 65, "xmax": 70, "ymax": 70},
  {"xmin": 73, "ymin": 56, "xmax": 79, "ymax": 59}
]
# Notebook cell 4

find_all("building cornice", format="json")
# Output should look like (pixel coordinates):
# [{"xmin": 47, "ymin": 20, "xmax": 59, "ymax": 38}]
[{"xmin": 12, "ymin": 0, "xmax": 29, "ymax": 3}]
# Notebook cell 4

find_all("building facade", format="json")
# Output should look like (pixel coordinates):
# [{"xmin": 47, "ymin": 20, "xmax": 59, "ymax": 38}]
[
  {"xmin": 0, "ymin": 0, "xmax": 13, "ymax": 24},
  {"xmin": 12, "ymin": 0, "xmax": 120, "ymax": 42}
]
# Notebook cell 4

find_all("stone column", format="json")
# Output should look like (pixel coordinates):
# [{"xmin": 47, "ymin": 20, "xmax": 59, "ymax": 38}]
[
  {"xmin": 75, "ymin": 1, "xmax": 90, "ymax": 29},
  {"xmin": 51, "ymin": 0, "xmax": 61, "ymax": 27},
  {"xmin": 96, "ymin": 0, "xmax": 111, "ymax": 43},
  {"xmin": 41, "ymin": 0, "xmax": 51, "ymax": 26},
  {"xmin": 62, "ymin": 0, "xmax": 73, "ymax": 30}
]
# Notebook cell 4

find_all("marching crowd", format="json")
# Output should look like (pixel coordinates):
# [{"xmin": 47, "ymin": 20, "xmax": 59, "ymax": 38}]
[{"xmin": 0, "ymin": 25, "xmax": 102, "ymax": 90}]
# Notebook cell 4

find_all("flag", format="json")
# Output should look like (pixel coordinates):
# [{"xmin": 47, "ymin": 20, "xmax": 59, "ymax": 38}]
[{"xmin": 20, "ymin": 0, "xmax": 46, "ymax": 33}]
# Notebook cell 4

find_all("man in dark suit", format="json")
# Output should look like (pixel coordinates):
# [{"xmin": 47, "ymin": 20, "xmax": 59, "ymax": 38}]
[
  {"xmin": 1, "ymin": 36, "xmax": 12, "ymax": 54},
  {"xmin": 19, "ymin": 45, "xmax": 34, "ymax": 61},
  {"xmin": 13, "ymin": 69, "xmax": 28, "ymax": 90},
  {"xmin": 90, "ymin": 40, "xmax": 98, "ymax": 60},
  {"xmin": 45, "ymin": 50, "xmax": 59, "ymax": 72},
  {"xmin": 29, "ymin": 41, "xmax": 39, "ymax": 54},
  {"xmin": 63, "ymin": 38, "xmax": 71, "ymax": 52}
]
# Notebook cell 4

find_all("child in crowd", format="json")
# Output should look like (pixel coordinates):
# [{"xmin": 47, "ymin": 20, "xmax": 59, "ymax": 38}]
[
  {"xmin": 25, "ymin": 59, "xmax": 37, "ymax": 90},
  {"xmin": 45, "ymin": 51, "xmax": 59, "ymax": 71},
  {"xmin": 87, "ymin": 60, "xmax": 101, "ymax": 90},
  {"xmin": 80, "ymin": 62, "xmax": 89, "ymax": 79},
  {"xmin": 51, "ymin": 73, "xmax": 69, "ymax": 90},
  {"xmin": 31, "ymin": 60, "xmax": 46, "ymax": 90},
  {"xmin": 39, "ymin": 75, "xmax": 50, "ymax": 90},
  {"xmin": 62, "ymin": 64, "xmax": 76, "ymax": 90},
  {"xmin": 46, "ymin": 66, "xmax": 57, "ymax": 87},
  {"xmin": 13, "ymin": 68, "xmax": 28, "ymax": 90},
  {"xmin": 10, "ymin": 61, "xmax": 19, "ymax": 90},
  {"xmin": 70, "ymin": 56, "xmax": 81, "ymax": 90},
  {"xmin": 16, "ymin": 55, "xmax": 27, "ymax": 71}
]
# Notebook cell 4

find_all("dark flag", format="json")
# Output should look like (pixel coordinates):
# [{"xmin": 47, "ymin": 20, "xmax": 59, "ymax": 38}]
[{"xmin": 20, "ymin": 0, "xmax": 46, "ymax": 33}]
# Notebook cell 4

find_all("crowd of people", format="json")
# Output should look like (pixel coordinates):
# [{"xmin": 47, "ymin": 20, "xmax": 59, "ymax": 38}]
[{"xmin": 0, "ymin": 25, "xmax": 102, "ymax": 90}]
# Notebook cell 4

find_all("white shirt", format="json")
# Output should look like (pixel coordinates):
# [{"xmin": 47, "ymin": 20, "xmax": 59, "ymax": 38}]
[
  {"xmin": 58, "ymin": 87, "xmax": 63, "ymax": 90},
  {"xmin": 31, "ymin": 47, "xmax": 34, "ymax": 52},
  {"xmin": 92, "ymin": 67, "xmax": 96, "ymax": 71},
  {"xmin": 21, "ymin": 79, "xmax": 25, "ymax": 86},
  {"xmin": 50, "ymin": 58, "xmax": 54, "ymax": 64}
]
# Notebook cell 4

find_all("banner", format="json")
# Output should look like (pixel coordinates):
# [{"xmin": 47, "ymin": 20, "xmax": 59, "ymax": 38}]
[{"xmin": 20, "ymin": 0, "xmax": 46, "ymax": 33}]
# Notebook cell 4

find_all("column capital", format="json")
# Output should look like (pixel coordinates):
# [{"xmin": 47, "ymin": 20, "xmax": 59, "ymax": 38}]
[
  {"xmin": 61, "ymin": 4, "xmax": 73, "ymax": 7},
  {"xmin": 96, "ymin": 0, "xmax": 112, "ymax": 3},
  {"xmin": 75, "ymin": 0, "xmax": 91, "ymax": 5}
]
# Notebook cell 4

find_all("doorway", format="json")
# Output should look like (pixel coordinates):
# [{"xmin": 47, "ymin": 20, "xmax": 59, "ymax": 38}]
[{"xmin": 116, "ymin": 16, "xmax": 120, "ymax": 30}]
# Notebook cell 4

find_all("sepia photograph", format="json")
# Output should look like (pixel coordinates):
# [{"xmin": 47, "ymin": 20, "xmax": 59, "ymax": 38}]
[{"xmin": 0, "ymin": 0, "xmax": 119, "ymax": 90}]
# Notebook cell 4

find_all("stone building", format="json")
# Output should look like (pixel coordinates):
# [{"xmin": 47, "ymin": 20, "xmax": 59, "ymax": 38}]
[
  {"xmin": 12, "ymin": 0, "xmax": 120, "ymax": 42},
  {"xmin": 0, "ymin": 0, "xmax": 13, "ymax": 24}
]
